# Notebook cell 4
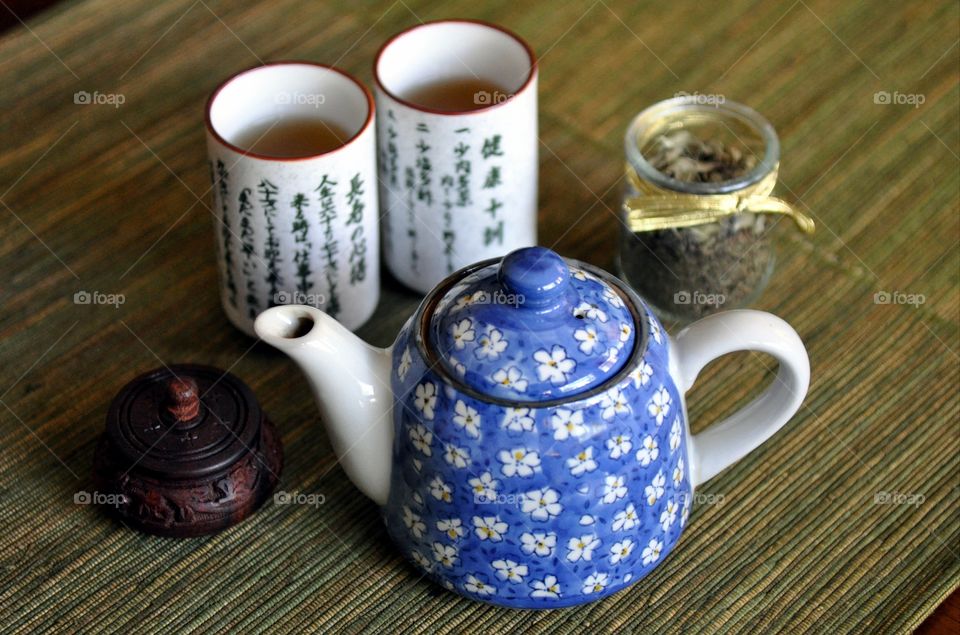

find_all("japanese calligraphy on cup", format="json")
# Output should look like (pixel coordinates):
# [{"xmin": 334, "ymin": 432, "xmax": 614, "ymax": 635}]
[
  {"xmin": 205, "ymin": 62, "xmax": 379, "ymax": 335},
  {"xmin": 374, "ymin": 20, "xmax": 538, "ymax": 294}
]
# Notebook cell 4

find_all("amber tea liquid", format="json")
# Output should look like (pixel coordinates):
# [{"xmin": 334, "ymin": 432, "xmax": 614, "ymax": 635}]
[
  {"xmin": 233, "ymin": 117, "xmax": 351, "ymax": 158},
  {"xmin": 404, "ymin": 77, "xmax": 512, "ymax": 112}
]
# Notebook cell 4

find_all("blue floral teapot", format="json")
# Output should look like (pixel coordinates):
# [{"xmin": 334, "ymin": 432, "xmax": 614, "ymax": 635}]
[{"xmin": 255, "ymin": 246, "xmax": 810, "ymax": 608}]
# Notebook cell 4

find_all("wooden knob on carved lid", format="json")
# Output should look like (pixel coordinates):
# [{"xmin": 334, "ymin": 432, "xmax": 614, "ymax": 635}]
[{"xmin": 166, "ymin": 377, "xmax": 201, "ymax": 426}]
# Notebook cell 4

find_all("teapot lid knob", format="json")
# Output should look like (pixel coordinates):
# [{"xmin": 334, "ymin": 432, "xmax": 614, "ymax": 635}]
[
  {"xmin": 498, "ymin": 246, "xmax": 570, "ymax": 308},
  {"xmin": 431, "ymin": 248, "xmax": 637, "ymax": 401}
]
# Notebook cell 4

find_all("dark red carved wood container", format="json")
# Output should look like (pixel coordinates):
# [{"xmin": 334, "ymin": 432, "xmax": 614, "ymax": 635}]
[{"xmin": 93, "ymin": 364, "xmax": 282, "ymax": 537}]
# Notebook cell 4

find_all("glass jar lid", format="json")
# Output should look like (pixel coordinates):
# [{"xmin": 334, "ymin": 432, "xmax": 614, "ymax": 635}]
[{"xmin": 429, "ymin": 247, "xmax": 637, "ymax": 401}]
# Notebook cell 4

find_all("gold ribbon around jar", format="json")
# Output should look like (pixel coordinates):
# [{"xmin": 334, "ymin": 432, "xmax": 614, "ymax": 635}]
[{"xmin": 623, "ymin": 163, "xmax": 815, "ymax": 234}]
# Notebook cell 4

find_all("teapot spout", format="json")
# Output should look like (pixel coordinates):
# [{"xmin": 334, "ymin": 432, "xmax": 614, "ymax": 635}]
[{"xmin": 255, "ymin": 305, "xmax": 393, "ymax": 506}]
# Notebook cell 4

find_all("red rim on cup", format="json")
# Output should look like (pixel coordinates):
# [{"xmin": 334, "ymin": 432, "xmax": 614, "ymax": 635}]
[{"xmin": 206, "ymin": 61, "xmax": 375, "ymax": 162}]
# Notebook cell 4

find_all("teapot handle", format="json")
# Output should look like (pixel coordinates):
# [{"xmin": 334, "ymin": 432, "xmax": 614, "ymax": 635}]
[{"xmin": 671, "ymin": 310, "xmax": 810, "ymax": 487}]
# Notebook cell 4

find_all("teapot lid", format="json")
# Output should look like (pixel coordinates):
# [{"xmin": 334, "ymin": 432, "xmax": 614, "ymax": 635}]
[{"xmin": 429, "ymin": 247, "xmax": 637, "ymax": 401}]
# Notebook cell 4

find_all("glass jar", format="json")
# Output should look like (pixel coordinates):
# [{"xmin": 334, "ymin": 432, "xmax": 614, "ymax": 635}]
[{"xmin": 618, "ymin": 97, "xmax": 813, "ymax": 322}]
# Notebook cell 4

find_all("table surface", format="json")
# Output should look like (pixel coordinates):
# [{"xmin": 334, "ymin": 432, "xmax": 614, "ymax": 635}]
[{"xmin": 1, "ymin": 0, "xmax": 957, "ymax": 632}]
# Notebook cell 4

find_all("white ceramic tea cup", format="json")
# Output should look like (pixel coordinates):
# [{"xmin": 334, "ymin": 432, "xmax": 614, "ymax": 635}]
[
  {"xmin": 205, "ymin": 61, "xmax": 379, "ymax": 335},
  {"xmin": 374, "ymin": 19, "xmax": 538, "ymax": 294}
]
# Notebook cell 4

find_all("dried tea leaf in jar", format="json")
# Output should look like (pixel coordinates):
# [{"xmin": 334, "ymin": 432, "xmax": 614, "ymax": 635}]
[{"xmin": 619, "ymin": 98, "xmax": 813, "ymax": 322}]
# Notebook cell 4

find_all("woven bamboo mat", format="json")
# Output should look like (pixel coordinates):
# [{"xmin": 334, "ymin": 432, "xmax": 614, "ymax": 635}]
[{"xmin": 0, "ymin": 0, "xmax": 957, "ymax": 632}]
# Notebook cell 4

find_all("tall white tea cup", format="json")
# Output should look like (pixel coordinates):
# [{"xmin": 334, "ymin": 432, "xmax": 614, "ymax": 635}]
[
  {"xmin": 374, "ymin": 20, "xmax": 538, "ymax": 294},
  {"xmin": 206, "ymin": 62, "xmax": 379, "ymax": 335}
]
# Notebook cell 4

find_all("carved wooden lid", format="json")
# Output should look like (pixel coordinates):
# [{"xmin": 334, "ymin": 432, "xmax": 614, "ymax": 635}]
[
  {"xmin": 105, "ymin": 364, "xmax": 262, "ymax": 479},
  {"xmin": 94, "ymin": 364, "xmax": 282, "ymax": 537}
]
